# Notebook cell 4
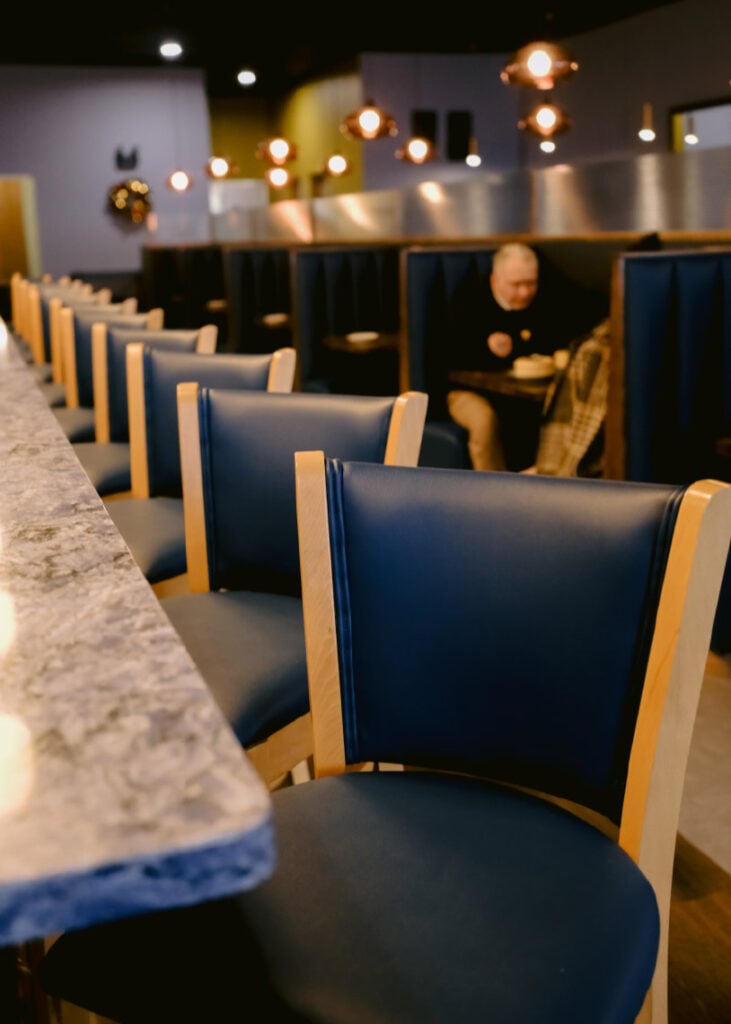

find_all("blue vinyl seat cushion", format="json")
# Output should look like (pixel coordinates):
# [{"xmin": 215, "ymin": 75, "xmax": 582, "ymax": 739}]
[
  {"xmin": 52, "ymin": 406, "xmax": 96, "ymax": 442},
  {"xmin": 161, "ymin": 590, "xmax": 306, "ymax": 748},
  {"xmin": 105, "ymin": 497, "xmax": 186, "ymax": 583},
  {"xmin": 73, "ymin": 442, "xmax": 131, "ymax": 495},
  {"xmin": 38, "ymin": 380, "xmax": 66, "ymax": 407},
  {"xmin": 40, "ymin": 770, "xmax": 659, "ymax": 1024}
]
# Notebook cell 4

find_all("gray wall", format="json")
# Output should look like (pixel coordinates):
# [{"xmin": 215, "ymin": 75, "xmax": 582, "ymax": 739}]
[
  {"xmin": 0, "ymin": 65, "xmax": 211, "ymax": 277},
  {"xmin": 0, "ymin": 0, "xmax": 726, "ymax": 274}
]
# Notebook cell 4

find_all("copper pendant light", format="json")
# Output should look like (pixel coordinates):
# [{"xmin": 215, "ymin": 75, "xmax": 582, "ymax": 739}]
[{"xmin": 501, "ymin": 40, "xmax": 578, "ymax": 90}]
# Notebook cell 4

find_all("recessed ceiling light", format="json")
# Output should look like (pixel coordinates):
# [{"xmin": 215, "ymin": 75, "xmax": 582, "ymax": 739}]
[
  {"xmin": 160, "ymin": 40, "xmax": 183, "ymax": 60},
  {"xmin": 237, "ymin": 69, "xmax": 256, "ymax": 86}
]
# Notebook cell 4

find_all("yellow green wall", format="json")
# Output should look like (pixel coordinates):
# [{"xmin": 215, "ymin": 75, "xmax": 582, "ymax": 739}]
[{"xmin": 208, "ymin": 74, "xmax": 363, "ymax": 201}]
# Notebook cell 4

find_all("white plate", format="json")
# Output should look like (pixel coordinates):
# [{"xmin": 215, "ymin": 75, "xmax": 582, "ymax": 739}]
[{"xmin": 345, "ymin": 331, "xmax": 380, "ymax": 344}]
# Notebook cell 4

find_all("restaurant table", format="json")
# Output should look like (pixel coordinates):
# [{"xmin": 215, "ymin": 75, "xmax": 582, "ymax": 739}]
[
  {"xmin": 0, "ymin": 325, "xmax": 275, "ymax": 1020},
  {"xmin": 448, "ymin": 367, "xmax": 552, "ymax": 404},
  {"xmin": 448, "ymin": 367, "xmax": 553, "ymax": 470}
]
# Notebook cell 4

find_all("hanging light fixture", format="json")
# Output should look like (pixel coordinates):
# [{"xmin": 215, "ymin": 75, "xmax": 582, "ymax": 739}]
[
  {"xmin": 638, "ymin": 103, "xmax": 656, "ymax": 142},
  {"xmin": 324, "ymin": 152, "xmax": 350, "ymax": 177},
  {"xmin": 265, "ymin": 166, "xmax": 291, "ymax": 190},
  {"xmin": 684, "ymin": 114, "xmax": 699, "ymax": 146},
  {"xmin": 340, "ymin": 99, "xmax": 397, "ymax": 141},
  {"xmin": 465, "ymin": 136, "xmax": 482, "ymax": 168},
  {"xmin": 501, "ymin": 39, "xmax": 578, "ymax": 90},
  {"xmin": 256, "ymin": 137, "xmax": 298, "ymax": 165},
  {"xmin": 396, "ymin": 136, "xmax": 434, "ymax": 165},
  {"xmin": 518, "ymin": 101, "xmax": 571, "ymax": 139},
  {"xmin": 205, "ymin": 156, "xmax": 234, "ymax": 179},
  {"xmin": 166, "ymin": 169, "xmax": 193, "ymax": 192}
]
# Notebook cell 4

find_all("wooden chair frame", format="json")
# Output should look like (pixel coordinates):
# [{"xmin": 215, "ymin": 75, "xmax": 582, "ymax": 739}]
[{"xmin": 294, "ymin": 451, "xmax": 731, "ymax": 1024}]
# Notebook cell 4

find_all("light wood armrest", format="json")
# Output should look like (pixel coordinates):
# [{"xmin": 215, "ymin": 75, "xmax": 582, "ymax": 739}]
[
  {"xmin": 49, "ymin": 298, "xmax": 64, "ymax": 383},
  {"xmin": 145, "ymin": 308, "xmax": 164, "ymax": 330},
  {"xmin": 196, "ymin": 324, "xmax": 218, "ymax": 353},
  {"xmin": 268, "ymin": 348, "xmax": 296, "ymax": 393},
  {"xmin": 620, "ymin": 478, "xmax": 731, "ymax": 1024},
  {"xmin": 384, "ymin": 390, "xmax": 428, "ymax": 467},
  {"xmin": 177, "ymin": 382, "xmax": 210, "ymax": 593},
  {"xmin": 294, "ymin": 450, "xmax": 346, "ymax": 777},
  {"xmin": 91, "ymin": 324, "xmax": 110, "ymax": 442},
  {"xmin": 60, "ymin": 307, "xmax": 79, "ymax": 408},
  {"xmin": 126, "ymin": 343, "xmax": 149, "ymax": 498}
]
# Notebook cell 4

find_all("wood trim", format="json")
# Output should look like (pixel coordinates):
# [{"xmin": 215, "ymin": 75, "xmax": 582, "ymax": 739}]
[
  {"xmin": 49, "ymin": 298, "xmax": 64, "ymax": 383},
  {"xmin": 151, "ymin": 573, "xmax": 189, "ymax": 599},
  {"xmin": 95, "ymin": 288, "xmax": 112, "ymax": 304},
  {"xmin": 605, "ymin": 255, "xmax": 627, "ymax": 480},
  {"xmin": 60, "ymin": 307, "xmax": 79, "ymax": 408},
  {"xmin": 26, "ymin": 283, "xmax": 45, "ymax": 365},
  {"xmin": 9, "ymin": 271, "xmax": 21, "ymax": 332},
  {"xmin": 620, "ymin": 479, "xmax": 731, "ymax": 1024},
  {"xmin": 126, "ymin": 343, "xmax": 149, "ymax": 498},
  {"xmin": 245, "ymin": 713, "xmax": 313, "ymax": 787},
  {"xmin": 120, "ymin": 298, "xmax": 138, "ymax": 314},
  {"xmin": 145, "ymin": 307, "xmax": 164, "ymax": 330},
  {"xmin": 268, "ymin": 347, "xmax": 296, "ymax": 393},
  {"xmin": 294, "ymin": 449, "xmax": 346, "ymax": 776},
  {"xmin": 384, "ymin": 390, "xmax": 428, "ymax": 466},
  {"xmin": 177, "ymin": 382, "xmax": 210, "ymax": 593},
  {"xmin": 196, "ymin": 324, "xmax": 218, "ymax": 353},
  {"xmin": 91, "ymin": 324, "xmax": 110, "ymax": 443}
]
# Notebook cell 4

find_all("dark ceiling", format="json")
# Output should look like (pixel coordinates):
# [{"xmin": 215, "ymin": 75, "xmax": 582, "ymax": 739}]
[{"xmin": 0, "ymin": 2, "xmax": 680, "ymax": 99}]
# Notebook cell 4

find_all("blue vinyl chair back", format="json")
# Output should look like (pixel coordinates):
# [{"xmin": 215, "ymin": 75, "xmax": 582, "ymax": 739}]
[
  {"xmin": 324, "ymin": 460, "xmax": 683, "ymax": 823},
  {"xmin": 222, "ymin": 247, "xmax": 292, "ymax": 353},
  {"xmin": 143, "ymin": 348, "xmax": 277, "ymax": 498},
  {"xmin": 72, "ymin": 309, "xmax": 152, "ymax": 408},
  {"xmin": 198, "ymin": 390, "xmax": 396, "ymax": 593},
  {"xmin": 294, "ymin": 246, "xmax": 400, "ymax": 389},
  {"xmin": 106, "ymin": 328, "xmax": 201, "ymax": 442}
]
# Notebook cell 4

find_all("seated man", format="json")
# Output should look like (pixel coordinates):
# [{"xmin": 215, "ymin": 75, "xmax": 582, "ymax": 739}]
[{"xmin": 447, "ymin": 242, "xmax": 579, "ymax": 471}]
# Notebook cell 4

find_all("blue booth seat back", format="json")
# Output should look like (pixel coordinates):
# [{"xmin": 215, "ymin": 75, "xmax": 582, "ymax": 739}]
[
  {"xmin": 621, "ymin": 250, "xmax": 731, "ymax": 484},
  {"xmin": 325, "ymin": 461, "xmax": 683, "ymax": 823},
  {"xmin": 294, "ymin": 246, "xmax": 400, "ymax": 389},
  {"xmin": 144, "ymin": 348, "xmax": 278, "ymax": 498},
  {"xmin": 198, "ymin": 390, "xmax": 395, "ymax": 593},
  {"xmin": 404, "ymin": 247, "xmax": 496, "ymax": 413},
  {"xmin": 222, "ymin": 247, "xmax": 292, "ymax": 354},
  {"xmin": 618, "ymin": 249, "xmax": 731, "ymax": 654},
  {"xmin": 73, "ymin": 310, "xmax": 152, "ymax": 408},
  {"xmin": 106, "ymin": 328, "xmax": 201, "ymax": 442}
]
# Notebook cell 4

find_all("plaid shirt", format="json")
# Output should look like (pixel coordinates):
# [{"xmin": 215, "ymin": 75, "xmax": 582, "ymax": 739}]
[{"xmin": 534, "ymin": 318, "xmax": 611, "ymax": 477}]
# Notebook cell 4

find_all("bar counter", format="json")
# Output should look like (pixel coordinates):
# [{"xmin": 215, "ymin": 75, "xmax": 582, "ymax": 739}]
[{"xmin": 0, "ymin": 326, "xmax": 275, "ymax": 948}]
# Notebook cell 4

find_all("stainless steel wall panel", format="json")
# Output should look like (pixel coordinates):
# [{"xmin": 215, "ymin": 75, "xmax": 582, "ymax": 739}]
[
  {"xmin": 311, "ymin": 190, "xmax": 404, "ymax": 240},
  {"xmin": 400, "ymin": 174, "xmax": 533, "ymax": 238}
]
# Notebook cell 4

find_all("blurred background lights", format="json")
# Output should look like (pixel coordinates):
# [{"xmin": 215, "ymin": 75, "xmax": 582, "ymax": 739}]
[
  {"xmin": 237, "ymin": 69, "xmax": 256, "ymax": 86},
  {"xmin": 207, "ymin": 156, "xmax": 230, "ymax": 178},
  {"xmin": 167, "ymin": 169, "xmax": 192, "ymax": 192},
  {"xmin": 159, "ymin": 40, "xmax": 183, "ymax": 60},
  {"xmin": 266, "ymin": 166, "xmax": 289, "ymax": 188},
  {"xmin": 326, "ymin": 153, "xmax": 348, "ymax": 176},
  {"xmin": 540, "ymin": 139, "xmax": 556, "ymax": 153},
  {"xmin": 526, "ymin": 49, "xmax": 552, "ymax": 78}
]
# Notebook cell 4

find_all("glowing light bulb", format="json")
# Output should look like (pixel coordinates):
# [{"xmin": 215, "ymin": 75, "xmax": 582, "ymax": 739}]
[
  {"xmin": 639, "ymin": 127, "xmax": 656, "ymax": 142},
  {"xmin": 160, "ymin": 41, "xmax": 182, "ymax": 60},
  {"xmin": 526, "ymin": 49, "xmax": 552, "ymax": 78},
  {"xmin": 406, "ymin": 138, "xmax": 430, "ymax": 163},
  {"xmin": 266, "ymin": 167, "xmax": 289, "ymax": 188},
  {"xmin": 237, "ymin": 69, "xmax": 256, "ymax": 86},
  {"xmin": 207, "ymin": 157, "xmax": 230, "ymax": 178},
  {"xmin": 326, "ymin": 154, "xmax": 348, "ymax": 176},
  {"xmin": 540, "ymin": 140, "xmax": 556, "ymax": 153},
  {"xmin": 167, "ymin": 170, "xmax": 192, "ymax": 192},
  {"xmin": 268, "ymin": 138, "xmax": 291, "ymax": 163},
  {"xmin": 466, "ymin": 153, "xmax": 482, "ymax": 167},
  {"xmin": 358, "ymin": 108, "xmax": 382, "ymax": 138},
  {"xmin": 536, "ymin": 106, "xmax": 558, "ymax": 131}
]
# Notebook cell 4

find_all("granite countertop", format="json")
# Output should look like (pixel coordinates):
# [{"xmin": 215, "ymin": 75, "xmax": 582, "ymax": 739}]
[{"xmin": 0, "ymin": 327, "xmax": 275, "ymax": 946}]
